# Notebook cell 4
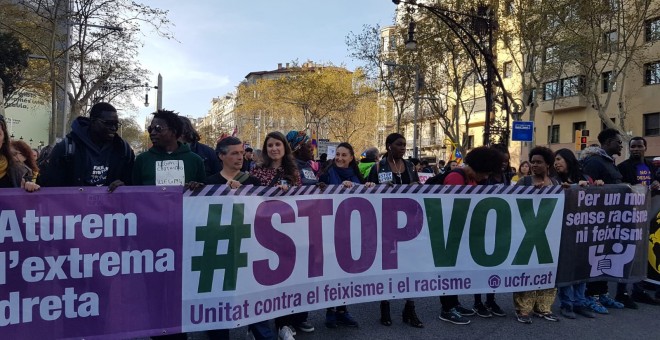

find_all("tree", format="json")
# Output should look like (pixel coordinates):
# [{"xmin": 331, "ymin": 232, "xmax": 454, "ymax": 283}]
[
  {"xmin": 346, "ymin": 24, "xmax": 416, "ymax": 134},
  {"xmin": 0, "ymin": 0, "xmax": 172, "ymax": 144},
  {"xmin": 117, "ymin": 116, "xmax": 145, "ymax": 152},
  {"xmin": 0, "ymin": 31, "xmax": 30, "ymax": 103},
  {"xmin": 558, "ymin": 0, "xmax": 660, "ymax": 141}
]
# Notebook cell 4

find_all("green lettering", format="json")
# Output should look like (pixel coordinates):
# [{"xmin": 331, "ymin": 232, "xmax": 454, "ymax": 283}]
[
  {"xmin": 424, "ymin": 198, "xmax": 470, "ymax": 267},
  {"xmin": 513, "ymin": 198, "xmax": 557, "ymax": 265},
  {"xmin": 469, "ymin": 198, "xmax": 511, "ymax": 267}
]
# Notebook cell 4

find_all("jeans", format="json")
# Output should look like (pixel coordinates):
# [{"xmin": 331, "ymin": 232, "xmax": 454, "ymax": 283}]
[{"xmin": 558, "ymin": 282, "xmax": 587, "ymax": 309}]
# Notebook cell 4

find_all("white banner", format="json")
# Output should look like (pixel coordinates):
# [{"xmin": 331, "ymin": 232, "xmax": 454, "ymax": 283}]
[{"xmin": 180, "ymin": 184, "xmax": 565, "ymax": 330}]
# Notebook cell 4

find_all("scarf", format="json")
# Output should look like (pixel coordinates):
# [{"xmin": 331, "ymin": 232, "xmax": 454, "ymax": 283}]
[
  {"xmin": 0, "ymin": 155, "xmax": 7, "ymax": 179},
  {"xmin": 328, "ymin": 165, "xmax": 360, "ymax": 185}
]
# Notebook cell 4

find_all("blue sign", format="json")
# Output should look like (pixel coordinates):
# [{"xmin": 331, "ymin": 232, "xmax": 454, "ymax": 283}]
[{"xmin": 512, "ymin": 121, "xmax": 534, "ymax": 142}]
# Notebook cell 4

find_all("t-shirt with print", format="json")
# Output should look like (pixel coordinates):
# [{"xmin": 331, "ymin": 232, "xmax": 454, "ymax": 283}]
[{"xmin": 635, "ymin": 163, "xmax": 652, "ymax": 186}]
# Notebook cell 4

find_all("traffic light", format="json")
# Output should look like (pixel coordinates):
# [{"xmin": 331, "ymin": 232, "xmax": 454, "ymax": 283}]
[
  {"xmin": 575, "ymin": 130, "xmax": 582, "ymax": 151},
  {"xmin": 580, "ymin": 130, "xmax": 589, "ymax": 150}
]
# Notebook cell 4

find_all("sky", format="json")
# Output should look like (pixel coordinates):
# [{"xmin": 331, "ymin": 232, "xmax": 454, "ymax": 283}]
[{"xmin": 134, "ymin": 0, "xmax": 397, "ymax": 124}]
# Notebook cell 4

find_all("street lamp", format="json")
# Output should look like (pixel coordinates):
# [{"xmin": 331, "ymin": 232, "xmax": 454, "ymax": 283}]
[
  {"xmin": 392, "ymin": 0, "xmax": 517, "ymax": 146},
  {"xmin": 384, "ymin": 60, "xmax": 421, "ymax": 159}
]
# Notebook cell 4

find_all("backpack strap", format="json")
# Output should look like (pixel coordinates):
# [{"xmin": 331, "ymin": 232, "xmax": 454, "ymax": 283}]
[{"xmin": 234, "ymin": 172, "xmax": 250, "ymax": 184}]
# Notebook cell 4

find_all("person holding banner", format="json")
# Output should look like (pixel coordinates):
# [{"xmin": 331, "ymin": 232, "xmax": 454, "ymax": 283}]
[
  {"xmin": 251, "ymin": 131, "xmax": 301, "ymax": 340},
  {"xmin": 367, "ymin": 133, "xmax": 423, "ymax": 328},
  {"xmin": 0, "ymin": 114, "xmax": 39, "ymax": 191},
  {"xmin": 615, "ymin": 136, "xmax": 660, "ymax": 307},
  {"xmin": 513, "ymin": 146, "xmax": 560, "ymax": 324},
  {"xmin": 318, "ymin": 142, "xmax": 375, "ymax": 329},
  {"xmin": 206, "ymin": 136, "xmax": 261, "ymax": 187},
  {"xmin": 580, "ymin": 128, "xmax": 626, "ymax": 313},
  {"xmin": 553, "ymin": 148, "xmax": 599, "ymax": 320},
  {"xmin": 438, "ymin": 146, "xmax": 504, "ymax": 325}
]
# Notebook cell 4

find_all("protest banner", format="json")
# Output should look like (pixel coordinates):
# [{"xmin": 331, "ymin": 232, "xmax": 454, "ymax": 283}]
[
  {"xmin": 5, "ymin": 183, "xmax": 653, "ymax": 338},
  {"xmin": 181, "ymin": 184, "xmax": 565, "ymax": 331},
  {"xmin": 556, "ymin": 185, "xmax": 649, "ymax": 286},
  {"xmin": 647, "ymin": 195, "xmax": 660, "ymax": 285},
  {"xmin": 0, "ymin": 187, "xmax": 182, "ymax": 340}
]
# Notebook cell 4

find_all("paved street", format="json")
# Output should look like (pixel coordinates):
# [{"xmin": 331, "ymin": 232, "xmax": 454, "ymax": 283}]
[{"xmin": 181, "ymin": 283, "xmax": 658, "ymax": 340}]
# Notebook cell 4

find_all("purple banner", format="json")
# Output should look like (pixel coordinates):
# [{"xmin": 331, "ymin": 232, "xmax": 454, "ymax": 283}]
[{"xmin": 0, "ymin": 187, "xmax": 182, "ymax": 340}]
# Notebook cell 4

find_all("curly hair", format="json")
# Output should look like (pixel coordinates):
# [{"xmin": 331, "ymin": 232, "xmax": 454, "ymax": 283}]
[
  {"xmin": 259, "ymin": 131, "xmax": 299, "ymax": 184},
  {"xmin": 152, "ymin": 109, "xmax": 183, "ymax": 138},
  {"xmin": 529, "ymin": 146, "xmax": 555, "ymax": 166},
  {"xmin": 11, "ymin": 140, "xmax": 38, "ymax": 173},
  {"xmin": 464, "ymin": 146, "xmax": 503, "ymax": 174}
]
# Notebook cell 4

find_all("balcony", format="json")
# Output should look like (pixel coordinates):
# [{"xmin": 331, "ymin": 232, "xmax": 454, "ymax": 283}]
[{"xmin": 539, "ymin": 95, "xmax": 588, "ymax": 113}]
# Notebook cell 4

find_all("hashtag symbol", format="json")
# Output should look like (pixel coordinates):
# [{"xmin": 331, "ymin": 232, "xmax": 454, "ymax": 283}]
[{"xmin": 191, "ymin": 204, "xmax": 251, "ymax": 292}]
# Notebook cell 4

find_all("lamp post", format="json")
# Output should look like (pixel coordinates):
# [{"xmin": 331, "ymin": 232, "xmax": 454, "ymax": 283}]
[
  {"xmin": 384, "ymin": 61, "xmax": 420, "ymax": 158},
  {"xmin": 392, "ymin": 0, "xmax": 516, "ymax": 146}
]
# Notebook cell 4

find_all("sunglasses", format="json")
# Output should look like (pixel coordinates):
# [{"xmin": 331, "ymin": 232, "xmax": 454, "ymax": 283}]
[
  {"xmin": 94, "ymin": 118, "xmax": 122, "ymax": 129},
  {"xmin": 148, "ymin": 124, "xmax": 168, "ymax": 133}
]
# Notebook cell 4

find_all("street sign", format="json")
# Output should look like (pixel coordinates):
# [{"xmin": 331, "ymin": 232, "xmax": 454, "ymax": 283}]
[{"xmin": 511, "ymin": 121, "xmax": 534, "ymax": 142}]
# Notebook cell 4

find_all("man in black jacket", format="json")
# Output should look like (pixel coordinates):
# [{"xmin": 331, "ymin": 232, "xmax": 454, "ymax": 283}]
[
  {"xmin": 38, "ymin": 102, "xmax": 134, "ymax": 190},
  {"xmin": 581, "ymin": 128, "xmax": 625, "ymax": 313},
  {"xmin": 615, "ymin": 136, "xmax": 660, "ymax": 307}
]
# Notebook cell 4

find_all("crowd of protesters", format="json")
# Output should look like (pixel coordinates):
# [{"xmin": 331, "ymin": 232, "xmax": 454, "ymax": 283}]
[{"xmin": 3, "ymin": 103, "xmax": 660, "ymax": 340}]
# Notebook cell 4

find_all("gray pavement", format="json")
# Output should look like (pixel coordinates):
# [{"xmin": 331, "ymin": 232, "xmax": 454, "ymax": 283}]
[{"xmin": 181, "ymin": 283, "xmax": 658, "ymax": 340}]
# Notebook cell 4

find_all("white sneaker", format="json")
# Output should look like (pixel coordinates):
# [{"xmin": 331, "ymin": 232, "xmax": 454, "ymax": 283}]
[{"xmin": 278, "ymin": 325, "xmax": 295, "ymax": 340}]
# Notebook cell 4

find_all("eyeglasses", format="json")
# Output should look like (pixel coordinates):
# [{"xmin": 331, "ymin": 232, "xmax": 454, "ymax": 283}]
[
  {"xmin": 94, "ymin": 118, "xmax": 121, "ymax": 129},
  {"xmin": 148, "ymin": 124, "xmax": 168, "ymax": 133}
]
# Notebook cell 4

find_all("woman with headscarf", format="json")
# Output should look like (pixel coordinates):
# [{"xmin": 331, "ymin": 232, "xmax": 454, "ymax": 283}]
[{"xmin": 367, "ymin": 133, "xmax": 423, "ymax": 328}]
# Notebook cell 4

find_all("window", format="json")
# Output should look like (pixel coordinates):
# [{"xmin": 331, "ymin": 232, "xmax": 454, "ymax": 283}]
[
  {"xmin": 644, "ymin": 113, "xmax": 660, "ymax": 136},
  {"xmin": 389, "ymin": 36, "xmax": 397, "ymax": 50},
  {"xmin": 573, "ymin": 121, "xmax": 587, "ymax": 142},
  {"xmin": 645, "ymin": 61, "xmax": 660, "ymax": 85},
  {"xmin": 602, "ymin": 30, "xmax": 618, "ymax": 53},
  {"xmin": 547, "ymin": 125, "xmax": 560, "ymax": 144},
  {"xmin": 430, "ymin": 122, "xmax": 437, "ymax": 143},
  {"xmin": 543, "ymin": 76, "xmax": 584, "ymax": 100},
  {"xmin": 601, "ymin": 118, "xmax": 616, "ymax": 131},
  {"xmin": 467, "ymin": 135, "xmax": 475, "ymax": 149},
  {"xmin": 544, "ymin": 81, "xmax": 559, "ymax": 100},
  {"xmin": 503, "ymin": 61, "xmax": 513, "ymax": 78},
  {"xmin": 504, "ymin": 1, "xmax": 515, "ymax": 16},
  {"xmin": 544, "ymin": 46, "xmax": 559, "ymax": 64},
  {"xmin": 525, "ymin": 54, "xmax": 536, "ymax": 72},
  {"xmin": 562, "ymin": 77, "xmax": 581, "ymax": 97},
  {"xmin": 646, "ymin": 17, "xmax": 660, "ymax": 42},
  {"xmin": 602, "ymin": 71, "xmax": 616, "ymax": 92},
  {"xmin": 527, "ymin": 88, "xmax": 537, "ymax": 105}
]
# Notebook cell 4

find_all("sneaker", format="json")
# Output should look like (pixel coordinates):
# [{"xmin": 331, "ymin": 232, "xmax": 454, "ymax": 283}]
[
  {"xmin": 535, "ymin": 311, "xmax": 560, "ymax": 322},
  {"xmin": 439, "ymin": 308, "xmax": 471, "ymax": 325},
  {"xmin": 336, "ymin": 311, "xmax": 359, "ymax": 327},
  {"xmin": 632, "ymin": 291, "xmax": 660, "ymax": 305},
  {"xmin": 515, "ymin": 313, "xmax": 532, "ymax": 324},
  {"xmin": 485, "ymin": 301, "xmax": 506, "ymax": 317},
  {"xmin": 573, "ymin": 305, "xmax": 596, "ymax": 318},
  {"xmin": 585, "ymin": 296, "xmax": 609, "ymax": 314},
  {"xmin": 473, "ymin": 302, "xmax": 492, "ymax": 318},
  {"xmin": 278, "ymin": 326, "xmax": 295, "ymax": 340},
  {"xmin": 325, "ymin": 310, "xmax": 337, "ymax": 328},
  {"xmin": 295, "ymin": 320, "xmax": 315, "ymax": 333},
  {"xmin": 615, "ymin": 293, "xmax": 639, "ymax": 309},
  {"xmin": 599, "ymin": 294, "xmax": 624, "ymax": 309},
  {"xmin": 455, "ymin": 305, "xmax": 476, "ymax": 316},
  {"xmin": 560, "ymin": 306, "xmax": 576, "ymax": 319}
]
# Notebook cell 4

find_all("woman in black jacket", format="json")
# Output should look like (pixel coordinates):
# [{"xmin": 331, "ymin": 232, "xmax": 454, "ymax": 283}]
[{"xmin": 368, "ymin": 133, "xmax": 423, "ymax": 328}]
